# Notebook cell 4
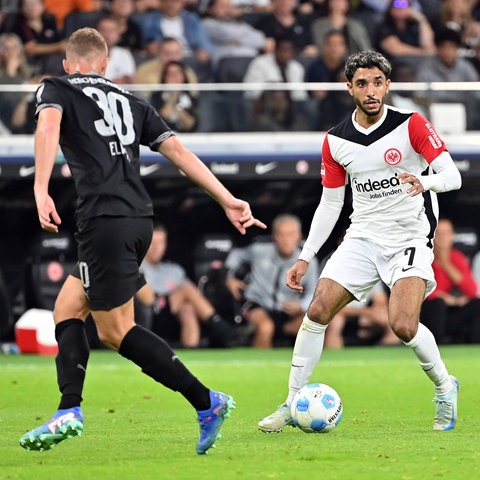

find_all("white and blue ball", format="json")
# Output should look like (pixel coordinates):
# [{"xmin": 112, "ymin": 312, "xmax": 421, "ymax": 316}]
[{"xmin": 290, "ymin": 383, "xmax": 343, "ymax": 433}]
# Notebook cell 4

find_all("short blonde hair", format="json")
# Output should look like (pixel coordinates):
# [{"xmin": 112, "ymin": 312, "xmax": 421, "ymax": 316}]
[{"xmin": 67, "ymin": 27, "xmax": 108, "ymax": 60}]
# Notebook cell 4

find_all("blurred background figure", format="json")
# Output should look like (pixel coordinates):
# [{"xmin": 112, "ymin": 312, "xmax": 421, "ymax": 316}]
[
  {"xmin": 105, "ymin": 0, "xmax": 145, "ymax": 54},
  {"xmin": 137, "ymin": 224, "xmax": 250, "ymax": 348},
  {"xmin": 0, "ymin": 33, "xmax": 32, "ymax": 133},
  {"xmin": 375, "ymin": 0, "xmax": 436, "ymax": 63},
  {"xmin": 134, "ymin": 36, "xmax": 198, "ymax": 101},
  {"xmin": 415, "ymin": 27, "xmax": 480, "ymax": 130},
  {"xmin": 243, "ymin": 37, "xmax": 307, "ymax": 101},
  {"xmin": 305, "ymin": 29, "xmax": 350, "ymax": 130},
  {"xmin": 254, "ymin": 0, "xmax": 318, "ymax": 58},
  {"xmin": 324, "ymin": 282, "xmax": 401, "ymax": 349},
  {"xmin": 421, "ymin": 218, "xmax": 480, "ymax": 344},
  {"xmin": 151, "ymin": 60, "xmax": 198, "ymax": 132},
  {"xmin": 139, "ymin": 0, "xmax": 213, "ymax": 61},
  {"xmin": 311, "ymin": 0, "xmax": 372, "ymax": 55},
  {"xmin": 8, "ymin": 0, "xmax": 66, "ymax": 76},
  {"xmin": 201, "ymin": 0, "xmax": 273, "ymax": 68},
  {"xmin": 386, "ymin": 59, "xmax": 428, "ymax": 115},
  {"xmin": 224, "ymin": 214, "xmax": 319, "ymax": 348},
  {"xmin": 97, "ymin": 15, "xmax": 136, "ymax": 84},
  {"xmin": 43, "ymin": 0, "xmax": 98, "ymax": 31},
  {"xmin": 249, "ymin": 89, "xmax": 310, "ymax": 131}
]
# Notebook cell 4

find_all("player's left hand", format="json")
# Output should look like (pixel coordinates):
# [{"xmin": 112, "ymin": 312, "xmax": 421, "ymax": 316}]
[
  {"xmin": 224, "ymin": 198, "xmax": 267, "ymax": 235},
  {"xmin": 398, "ymin": 172, "xmax": 424, "ymax": 197}
]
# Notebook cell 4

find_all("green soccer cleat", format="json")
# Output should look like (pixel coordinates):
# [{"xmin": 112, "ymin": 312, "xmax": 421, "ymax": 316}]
[{"xmin": 20, "ymin": 407, "xmax": 84, "ymax": 452}]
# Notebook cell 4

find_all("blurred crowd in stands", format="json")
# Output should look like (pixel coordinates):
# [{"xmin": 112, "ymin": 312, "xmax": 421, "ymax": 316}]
[{"xmin": 1, "ymin": 0, "xmax": 480, "ymax": 133}]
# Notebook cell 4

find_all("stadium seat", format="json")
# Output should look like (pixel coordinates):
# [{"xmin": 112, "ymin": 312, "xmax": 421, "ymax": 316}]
[
  {"xmin": 183, "ymin": 57, "xmax": 215, "ymax": 83},
  {"xmin": 429, "ymin": 103, "xmax": 467, "ymax": 134},
  {"xmin": 24, "ymin": 232, "xmax": 76, "ymax": 311},
  {"xmin": 63, "ymin": 11, "xmax": 103, "ymax": 37},
  {"xmin": 216, "ymin": 56, "xmax": 255, "ymax": 83}
]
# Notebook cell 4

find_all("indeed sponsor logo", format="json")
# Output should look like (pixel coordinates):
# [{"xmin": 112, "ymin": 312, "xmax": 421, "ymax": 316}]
[{"xmin": 352, "ymin": 173, "xmax": 401, "ymax": 193}]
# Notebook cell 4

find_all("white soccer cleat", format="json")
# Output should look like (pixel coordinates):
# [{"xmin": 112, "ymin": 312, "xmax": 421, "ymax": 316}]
[
  {"xmin": 433, "ymin": 375, "xmax": 459, "ymax": 431},
  {"xmin": 258, "ymin": 403, "xmax": 294, "ymax": 433}
]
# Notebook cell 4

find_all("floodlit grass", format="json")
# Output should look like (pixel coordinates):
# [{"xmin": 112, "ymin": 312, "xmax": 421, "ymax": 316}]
[{"xmin": 1, "ymin": 346, "xmax": 479, "ymax": 480}]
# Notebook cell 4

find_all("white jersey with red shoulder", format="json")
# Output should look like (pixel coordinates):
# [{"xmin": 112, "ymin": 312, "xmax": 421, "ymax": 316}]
[{"xmin": 321, "ymin": 104, "xmax": 447, "ymax": 248}]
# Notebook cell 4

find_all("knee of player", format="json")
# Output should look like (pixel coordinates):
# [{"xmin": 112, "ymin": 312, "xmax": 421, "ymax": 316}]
[
  {"xmin": 307, "ymin": 301, "xmax": 333, "ymax": 325},
  {"xmin": 389, "ymin": 317, "xmax": 417, "ymax": 343}
]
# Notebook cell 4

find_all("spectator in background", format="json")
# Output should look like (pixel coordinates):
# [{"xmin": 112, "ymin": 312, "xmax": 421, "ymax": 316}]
[
  {"xmin": 386, "ymin": 59, "xmax": 428, "ymax": 115},
  {"xmin": 421, "ymin": 218, "xmax": 480, "ymax": 344},
  {"xmin": 415, "ymin": 27, "xmax": 480, "ymax": 129},
  {"xmin": 97, "ymin": 15, "xmax": 136, "ymax": 83},
  {"xmin": 151, "ymin": 60, "xmax": 198, "ymax": 132},
  {"xmin": 105, "ymin": 0, "xmax": 145, "ymax": 54},
  {"xmin": 254, "ymin": 0, "xmax": 318, "ymax": 58},
  {"xmin": 134, "ymin": 0, "xmax": 162, "ymax": 12},
  {"xmin": 136, "ymin": 224, "xmax": 246, "ymax": 348},
  {"xmin": 135, "ymin": 36, "xmax": 198, "ymax": 101},
  {"xmin": 249, "ymin": 89, "xmax": 311, "ymax": 131},
  {"xmin": 9, "ymin": 0, "xmax": 66, "ymax": 76},
  {"xmin": 434, "ymin": 0, "xmax": 477, "ymax": 55},
  {"xmin": 139, "ymin": 0, "xmax": 213, "ymax": 60},
  {"xmin": 0, "ymin": 33, "xmax": 32, "ymax": 132},
  {"xmin": 310, "ymin": 0, "xmax": 372, "ymax": 55},
  {"xmin": 355, "ymin": 0, "xmax": 428, "ymax": 44},
  {"xmin": 243, "ymin": 37, "xmax": 307, "ymax": 101},
  {"xmin": 225, "ymin": 214, "xmax": 319, "ymax": 348},
  {"xmin": 305, "ymin": 29, "xmax": 350, "ymax": 130},
  {"xmin": 324, "ymin": 282, "xmax": 401, "ymax": 348},
  {"xmin": 376, "ymin": 0, "xmax": 436, "ymax": 62},
  {"xmin": 201, "ymin": 0, "xmax": 273, "ymax": 68},
  {"xmin": 43, "ymin": 0, "xmax": 98, "ymax": 30}
]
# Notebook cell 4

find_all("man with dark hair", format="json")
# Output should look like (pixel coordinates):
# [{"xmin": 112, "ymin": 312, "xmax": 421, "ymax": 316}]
[
  {"xmin": 19, "ymin": 26, "xmax": 265, "ymax": 455},
  {"xmin": 259, "ymin": 50, "xmax": 461, "ymax": 433}
]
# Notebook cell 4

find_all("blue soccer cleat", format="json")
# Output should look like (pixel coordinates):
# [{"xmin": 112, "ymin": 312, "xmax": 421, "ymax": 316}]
[
  {"xmin": 196, "ymin": 390, "xmax": 235, "ymax": 454},
  {"xmin": 19, "ymin": 407, "xmax": 84, "ymax": 452}
]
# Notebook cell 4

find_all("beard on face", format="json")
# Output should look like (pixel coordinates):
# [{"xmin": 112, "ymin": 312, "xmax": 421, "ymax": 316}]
[{"xmin": 354, "ymin": 96, "xmax": 383, "ymax": 117}]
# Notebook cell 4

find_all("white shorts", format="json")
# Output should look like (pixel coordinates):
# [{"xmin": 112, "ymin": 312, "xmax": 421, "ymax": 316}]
[{"xmin": 320, "ymin": 237, "xmax": 436, "ymax": 302}]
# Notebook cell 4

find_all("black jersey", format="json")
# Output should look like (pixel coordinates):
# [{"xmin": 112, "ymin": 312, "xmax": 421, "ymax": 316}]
[{"xmin": 35, "ymin": 73, "xmax": 174, "ymax": 221}]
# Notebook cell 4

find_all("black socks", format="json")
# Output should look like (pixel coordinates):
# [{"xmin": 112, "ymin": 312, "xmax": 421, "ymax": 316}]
[
  {"xmin": 55, "ymin": 319, "xmax": 90, "ymax": 410},
  {"xmin": 119, "ymin": 325, "xmax": 210, "ymax": 410}
]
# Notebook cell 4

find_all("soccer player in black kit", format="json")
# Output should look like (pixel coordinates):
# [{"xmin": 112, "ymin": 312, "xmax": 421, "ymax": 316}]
[{"xmin": 19, "ymin": 27, "xmax": 266, "ymax": 455}]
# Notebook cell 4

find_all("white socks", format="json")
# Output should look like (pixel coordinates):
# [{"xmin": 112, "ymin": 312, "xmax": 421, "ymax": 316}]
[
  {"xmin": 286, "ymin": 316, "xmax": 327, "ymax": 405},
  {"xmin": 404, "ymin": 322, "xmax": 452, "ymax": 397}
]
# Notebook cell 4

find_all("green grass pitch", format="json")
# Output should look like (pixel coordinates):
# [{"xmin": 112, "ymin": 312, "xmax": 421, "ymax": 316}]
[{"xmin": 1, "ymin": 345, "xmax": 479, "ymax": 480}]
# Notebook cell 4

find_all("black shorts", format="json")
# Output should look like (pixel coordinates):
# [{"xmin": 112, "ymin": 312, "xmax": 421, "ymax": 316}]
[{"xmin": 72, "ymin": 216, "xmax": 153, "ymax": 311}]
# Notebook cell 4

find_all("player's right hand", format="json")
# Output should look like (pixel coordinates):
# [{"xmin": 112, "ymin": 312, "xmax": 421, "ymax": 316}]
[
  {"xmin": 286, "ymin": 260, "xmax": 309, "ymax": 292},
  {"xmin": 35, "ymin": 193, "xmax": 61, "ymax": 233}
]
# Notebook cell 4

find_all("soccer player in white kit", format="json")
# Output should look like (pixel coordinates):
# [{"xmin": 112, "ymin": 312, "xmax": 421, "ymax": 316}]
[{"xmin": 258, "ymin": 50, "xmax": 461, "ymax": 432}]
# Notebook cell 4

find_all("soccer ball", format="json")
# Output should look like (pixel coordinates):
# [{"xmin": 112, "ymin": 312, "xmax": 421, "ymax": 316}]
[{"xmin": 290, "ymin": 383, "xmax": 343, "ymax": 433}]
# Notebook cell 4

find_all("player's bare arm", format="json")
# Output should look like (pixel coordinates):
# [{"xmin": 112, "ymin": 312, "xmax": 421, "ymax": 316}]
[
  {"xmin": 34, "ymin": 107, "xmax": 63, "ymax": 232},
  {"xmin": 157, "ymin": 136, "xmax": 266, "ymax": 234},
  {"xmin": 286, "ymin": 260, "xmax": 310, "ymax": 292}
]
